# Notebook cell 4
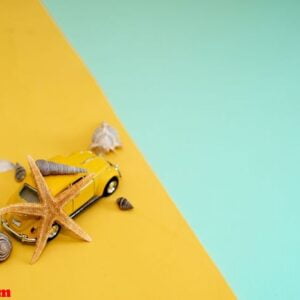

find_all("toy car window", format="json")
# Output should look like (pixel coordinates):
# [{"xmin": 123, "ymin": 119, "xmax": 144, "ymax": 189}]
[
  {"xmin": 19, "ymin": 185, "xmax": 39, "ymax": 203},
  {"xmin": 58, "ymin": 177, "xmax": 85, "ymax": 195},
  {"xmin": 72, "ymin": 177, "xmax": 84, "ymax": 185}
]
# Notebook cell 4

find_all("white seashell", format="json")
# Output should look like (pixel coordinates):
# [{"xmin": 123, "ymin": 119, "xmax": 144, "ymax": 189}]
[
  {"xmin": 0, "ymin": 160, "xmax": 15, "ymax": 173},
  {"xmin": 90, "ymin": 122, "xmax": 121, "ymax": 154}
]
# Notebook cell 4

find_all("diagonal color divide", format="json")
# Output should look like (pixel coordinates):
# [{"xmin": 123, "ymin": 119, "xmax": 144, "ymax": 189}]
[{"xmin": 0, "ymin": 1, "xmax": 234, "ymax": 299}]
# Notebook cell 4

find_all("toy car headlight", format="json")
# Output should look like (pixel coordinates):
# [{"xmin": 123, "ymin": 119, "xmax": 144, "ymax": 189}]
[
  {"xmin": 107, "ymin": 161, "xmax": 122, "ymax": 177},
  {"xmin": 12, "ymin": 218, "xmax": 22, "ymax": 227}
]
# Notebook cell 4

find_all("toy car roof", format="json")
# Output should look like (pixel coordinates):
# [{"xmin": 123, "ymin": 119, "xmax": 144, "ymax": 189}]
[{"xmin": 24, "ymin": 151, "xmax": 107, "ymax": 196}]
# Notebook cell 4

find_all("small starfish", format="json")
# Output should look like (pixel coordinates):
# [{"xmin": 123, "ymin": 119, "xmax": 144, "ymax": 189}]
[{"xmin": 0, "ymin": 156, "xmax": 93, "ymax": 264}]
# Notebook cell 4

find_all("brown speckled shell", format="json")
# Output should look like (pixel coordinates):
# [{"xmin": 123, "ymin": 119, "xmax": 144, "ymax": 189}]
[
  {"xmin": 0, "ymin": 233, "xmax": 12, "ymax": 262},
  {"xmin": 116, "ymin": 197, "xmax": 134, "ymax": 210},
  {"xmin": 15, "ymin": 162, "xmax": 26, "ymax": 182}
]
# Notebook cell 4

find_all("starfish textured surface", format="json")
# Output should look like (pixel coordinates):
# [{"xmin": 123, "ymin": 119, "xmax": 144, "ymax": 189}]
[{"xmin": 0, "ymin": 156, "xmax": 93, "ymax": 264}]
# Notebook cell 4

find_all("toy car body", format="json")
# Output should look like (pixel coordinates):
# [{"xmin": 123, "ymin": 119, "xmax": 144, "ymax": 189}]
[{"xmin": 0, "ymin": 151, "xmax": 121, "ymax": 243}]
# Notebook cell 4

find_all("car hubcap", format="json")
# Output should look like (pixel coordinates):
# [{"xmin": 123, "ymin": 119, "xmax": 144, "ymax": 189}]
[
  {"xmin": 107, "ymin": 180, "xmax": 117, "ymax": 194},
  {"xmin": 48, "ymin": 224, "xmax": 59, "ymax": 239}
]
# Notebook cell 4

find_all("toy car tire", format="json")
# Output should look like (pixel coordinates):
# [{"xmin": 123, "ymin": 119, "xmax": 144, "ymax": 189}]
[
  {"xmin": 47, "ymin": 223, "xmax": 61, "ymax": 241},
  {"xmin": 103, "ymin": 177, "xmax": 119, "ymax": 196}
]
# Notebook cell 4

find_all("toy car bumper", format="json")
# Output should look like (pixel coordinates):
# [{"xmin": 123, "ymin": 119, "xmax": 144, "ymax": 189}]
[{"xmin": 1, "ymin": 219, "xmax": 36, "ymax": 243}]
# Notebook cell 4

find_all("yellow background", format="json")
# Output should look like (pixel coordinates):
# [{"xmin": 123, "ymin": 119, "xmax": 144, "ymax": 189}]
[{"xmin": 0, "ymin": 1, "xmax": 234, "ymax": 299}]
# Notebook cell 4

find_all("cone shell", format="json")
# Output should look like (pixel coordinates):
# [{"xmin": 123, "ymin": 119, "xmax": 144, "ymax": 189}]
[
  {"xmin": 36, "ymin": 160, "xmax": 87, "ymax": 176},
  {"xmin": 116, "ymin": 197, "xmax": 134, "ymax": 210},
  {"xmin": 15, "ymin": 162, "xmax": 26, "ymax": 182},
  {"xmin": 0, "ymin": 233, "xmax": 12, "ymax": 262}
]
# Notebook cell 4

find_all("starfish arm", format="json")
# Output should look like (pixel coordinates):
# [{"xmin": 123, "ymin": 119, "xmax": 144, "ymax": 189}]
[
  {"xmin": 56, "ymin": 174, "xmax": 94, "ymax": 207},
  {"xmin": 56, "ymin": 212, "xmax": 92, "ymax": 242},
  {"xmin": 27, "ymin": 155, "xmax": 53, "ymax": 205},
  {"xmin": 31, "ymin": 216, "xmax": 54, "ymax": 264},
  {"xmin": 0, "ymin": 203, "xmax": 44, "ymax": 217}
]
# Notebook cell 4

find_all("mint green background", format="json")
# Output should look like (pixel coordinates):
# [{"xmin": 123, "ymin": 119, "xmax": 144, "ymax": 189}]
[{"xmin": 43, "ymin": 1, "xmax": 300, "ymax": 299}]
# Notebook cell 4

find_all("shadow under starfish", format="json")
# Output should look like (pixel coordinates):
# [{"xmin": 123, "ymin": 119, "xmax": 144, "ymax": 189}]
[{"xmin": 0, "ymin": 156, "xmax": 93, "ymax": 264}]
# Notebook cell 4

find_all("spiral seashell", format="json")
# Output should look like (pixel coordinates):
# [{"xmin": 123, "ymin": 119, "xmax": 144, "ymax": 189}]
[
  {"xmin": 90, "ymin": 122, "xmax": 121, "ymax": 154},
  {"xmin": 116, "ymin": 197, "xmax": 134, "ymax": 210},
  {"xmin": 36, "ymin": 160, "xmax": 87, "ymax": 176},
  {"xmin": 0, "ymin": 232, "xmax": 12, "ymax": 262},
  {"xmin": 15, "ymin": 162, "xmax": 26, "ymax": 182}
]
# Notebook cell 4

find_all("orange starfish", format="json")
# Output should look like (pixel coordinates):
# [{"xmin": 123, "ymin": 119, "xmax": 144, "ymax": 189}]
[{"xmin": 0, "ymin": 156, "xmax": 93, "ymax": 264}]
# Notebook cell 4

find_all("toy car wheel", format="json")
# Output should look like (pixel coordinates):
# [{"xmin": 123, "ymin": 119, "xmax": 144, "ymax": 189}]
[
  {"xmin": 48, "ymin": 223, "xmax": 61, "ymax": 241},
  {"xmin": 103, "ymin": 177, "xmax": 119, "ymax": 196}
]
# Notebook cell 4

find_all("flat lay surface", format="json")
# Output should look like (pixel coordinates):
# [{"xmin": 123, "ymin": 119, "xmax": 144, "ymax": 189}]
[
  {"xmin": 0, "ymin": 1, "xmax": 233, "ymax": 299},
  {"xmin": 42, "ymin": 0, "xmax": 300, "ymax": 299}
]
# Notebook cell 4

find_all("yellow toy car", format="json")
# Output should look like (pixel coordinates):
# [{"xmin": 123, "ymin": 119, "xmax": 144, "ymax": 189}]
[{"xmin": 0, "ymin": 151, "xmax": 121, "ymax": 243}]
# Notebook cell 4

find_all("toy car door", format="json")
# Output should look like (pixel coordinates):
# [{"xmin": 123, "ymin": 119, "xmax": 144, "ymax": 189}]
[{"xmin": 73, "ymin": 176, "xmax": 95, "ymax": 211}]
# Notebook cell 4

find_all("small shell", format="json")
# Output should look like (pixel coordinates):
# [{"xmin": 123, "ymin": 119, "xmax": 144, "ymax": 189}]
[
  {"xmin": 15, "ymin": 162, "xmax": 26, "ymax": 182},
  {"xmin": 36, "ymin": 160, "xmax": 87, "ymax": 176},
  {"xmin": 90, "ymin": 122, "xmax": 121, "ymax": 154},
  {"xmin": 0, "ymin": 233, "xmax": 12, "ymax": 262},
  {"xmin": 116, "ymin": 197, "xmax": 134, "ymax": 210},
  {"xmin": 0, "ymin": 160, "xmax": 15, "ymax": 173}
]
